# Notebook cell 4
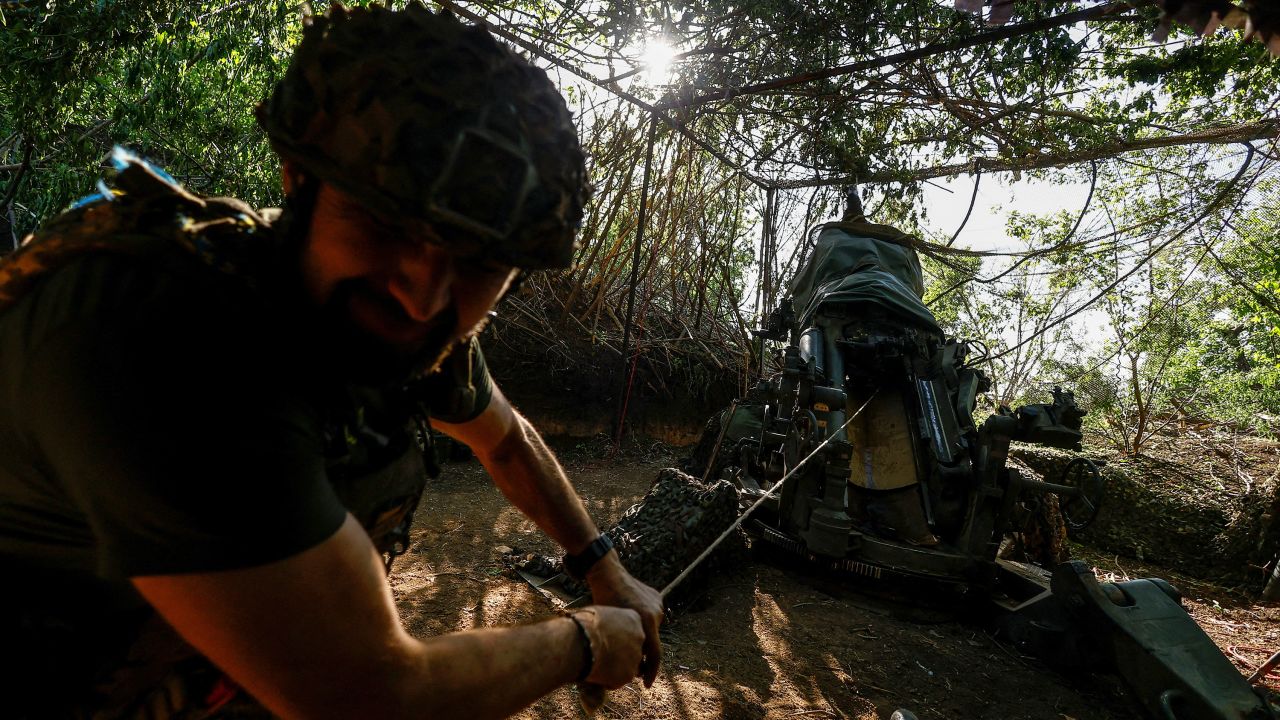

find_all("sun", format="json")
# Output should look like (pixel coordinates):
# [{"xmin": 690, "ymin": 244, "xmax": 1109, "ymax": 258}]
[{"xmin": 640, "ymin": 38, "xmax": 676, "ymax": 85}]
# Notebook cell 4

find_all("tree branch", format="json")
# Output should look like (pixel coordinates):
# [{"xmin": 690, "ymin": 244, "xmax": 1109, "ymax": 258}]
[
  {"xmin": 768, "ymin": 119, "xmax": 1280, "ymax": 189},
  {"xmin": 653, "ymin": 1, "xmax": 1151, "ymax": 113},
  {"xmin": 432, "ymin": 0, "xmax": 770, "ymax": 189},
  {"xmin": 987, "ymin": 143, "xmax": 1257, "ymax": 362},
  {"xmin": 0, "ymin": 141, "xmax": 33, "ymax": 212}
]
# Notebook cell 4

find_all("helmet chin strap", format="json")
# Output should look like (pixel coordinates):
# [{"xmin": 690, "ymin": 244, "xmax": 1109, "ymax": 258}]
[
  {"xmin": 278, "ymin": 170, "xmax": 322, "ymax": 251},
  {"xmin": 262, "ymin": 170, "xmax": 321, "ymax": 290}
]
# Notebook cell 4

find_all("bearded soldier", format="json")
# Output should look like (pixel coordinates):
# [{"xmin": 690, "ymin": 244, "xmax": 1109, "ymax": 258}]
[{"xmin": 0, "ymin": 6, "xmax": 662, "ymax": 718}]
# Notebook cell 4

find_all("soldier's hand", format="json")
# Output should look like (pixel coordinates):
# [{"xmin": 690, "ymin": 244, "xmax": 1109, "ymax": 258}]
[
  {"xmin": 586, "ymin": 553, "xmax": 664, "ymax": 686},
  {"xmin": 572, "ymin": 606, "xmax": 645, "ymax": 689}
]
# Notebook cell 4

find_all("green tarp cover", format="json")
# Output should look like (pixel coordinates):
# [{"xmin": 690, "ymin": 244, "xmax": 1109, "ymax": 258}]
[
  {"xmin": 723, "ymin": 403, "xmax": 764, "ymax": 442},
  {"xmin": 787, "ymin": 221, "xmax": 941, "ymax": 333}
]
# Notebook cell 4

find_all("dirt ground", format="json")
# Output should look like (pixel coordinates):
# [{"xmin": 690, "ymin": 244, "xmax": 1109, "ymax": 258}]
[{"xmin": 390, "ymin": 449, "xmax": 1278, "ymax": 720}]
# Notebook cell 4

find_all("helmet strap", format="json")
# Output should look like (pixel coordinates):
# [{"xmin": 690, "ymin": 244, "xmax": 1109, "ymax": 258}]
[{"xmin": 277, "ymin": 168, "xmax": 322, "ymax": 251}]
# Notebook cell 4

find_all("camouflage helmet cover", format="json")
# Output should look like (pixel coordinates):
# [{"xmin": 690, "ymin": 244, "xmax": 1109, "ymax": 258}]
[{"xmin": 257, "ymin": 4, "xmax": 587, "ymax": 269}]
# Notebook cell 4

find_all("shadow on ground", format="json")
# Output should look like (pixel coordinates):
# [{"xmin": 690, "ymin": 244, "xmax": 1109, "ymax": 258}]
[{"xmin": 393, "ymin": 457, "xmax": 1144, "ymax": 720}]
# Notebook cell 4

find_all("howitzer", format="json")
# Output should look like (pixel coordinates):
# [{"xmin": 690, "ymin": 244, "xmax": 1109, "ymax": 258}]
[{"xmin": 690, "ymin": 189, "xmax": 1275, "ymax": 720}]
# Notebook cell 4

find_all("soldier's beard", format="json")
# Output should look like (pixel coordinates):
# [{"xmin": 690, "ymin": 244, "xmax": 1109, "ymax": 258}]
[
  {"xmin": 268, "ymin": 252, "xmax": 463, "ymax": 388},
  {"xmin": 316, "ymin": 280, "xmax": 461, "ymax": 387}
]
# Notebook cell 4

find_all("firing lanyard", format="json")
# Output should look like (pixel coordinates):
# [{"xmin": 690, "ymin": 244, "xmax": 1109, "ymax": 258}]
[{"xmin": 579, "ymin": 391, "xmax": 880, "ymax": 715}]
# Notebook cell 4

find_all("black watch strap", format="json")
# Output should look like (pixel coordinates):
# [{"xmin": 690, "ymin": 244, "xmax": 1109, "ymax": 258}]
[{"xmin": 563, "ymin": 534, "xmax": 614, "ymax": 581}]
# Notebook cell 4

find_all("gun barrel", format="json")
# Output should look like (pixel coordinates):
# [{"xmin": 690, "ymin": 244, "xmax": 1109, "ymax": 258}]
[{"xmin": 843, "ymin": 185, "xmax": 865, "ymax": 222}]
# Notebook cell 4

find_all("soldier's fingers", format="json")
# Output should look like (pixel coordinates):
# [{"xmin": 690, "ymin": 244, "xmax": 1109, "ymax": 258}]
[{"xmin": 640, "ymin": 618, "xmax": 661, "ymax": 687}]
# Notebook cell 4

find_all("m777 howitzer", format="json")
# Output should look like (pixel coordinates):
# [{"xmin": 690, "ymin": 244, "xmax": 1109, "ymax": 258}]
[{"xmin": 686, "ymin": 191, "xmax": 1276, "ymax": 720}]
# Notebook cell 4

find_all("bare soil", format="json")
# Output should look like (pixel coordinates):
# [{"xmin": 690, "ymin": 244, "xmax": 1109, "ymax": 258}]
[{"xmin": 389, "ymin": 447, "xmax": 1278, "ymax": 720}]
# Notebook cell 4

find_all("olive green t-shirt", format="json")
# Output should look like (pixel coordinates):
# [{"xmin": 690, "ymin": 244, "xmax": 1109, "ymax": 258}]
[{"xmin": 0, "ymin": 239, "xmax": 492, "ymax": 709}]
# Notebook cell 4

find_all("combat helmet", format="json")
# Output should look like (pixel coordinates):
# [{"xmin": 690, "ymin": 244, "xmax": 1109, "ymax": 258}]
[{"xmin": 257, "ymin": 3, "xmax": 587, "ymax": 269}]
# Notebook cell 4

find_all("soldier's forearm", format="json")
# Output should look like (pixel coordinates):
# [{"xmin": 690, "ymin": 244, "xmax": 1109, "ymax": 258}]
[
  {"xmin": 477, "ymin": 411, "xmax": 601, "ymax": 554},
  {"xmin": 404, "ymin": 616, "xmax": 586, "ymax": 719},
  {"xmin": 135, "ymin": 517, "xmax": 587, "ymax": 720}
]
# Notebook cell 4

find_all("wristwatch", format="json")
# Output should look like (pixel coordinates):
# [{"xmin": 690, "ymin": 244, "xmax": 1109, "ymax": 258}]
[{"xmin": 563, "ymin": 534, "xmax": 614, "ymax": 580}]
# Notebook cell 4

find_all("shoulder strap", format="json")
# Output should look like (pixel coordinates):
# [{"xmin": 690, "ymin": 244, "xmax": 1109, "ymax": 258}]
[{"xmin": 0, "ymin": 149, "xmax": 273, "ymax": 314}]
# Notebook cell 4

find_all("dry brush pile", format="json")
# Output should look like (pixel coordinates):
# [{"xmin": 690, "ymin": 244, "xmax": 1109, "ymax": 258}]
[{"xmin": 485, "ymin": 106, "xmax": 763, "ymax": 419}]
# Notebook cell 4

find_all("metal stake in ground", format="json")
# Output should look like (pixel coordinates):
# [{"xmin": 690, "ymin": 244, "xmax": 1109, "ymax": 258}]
[
  {"xmin": 580, "ymin": 391, "xmax": 878, "ymax": 715},
  {"xmin": 700, "ymin": 400, "xmax": 739, "ymax": 484}
]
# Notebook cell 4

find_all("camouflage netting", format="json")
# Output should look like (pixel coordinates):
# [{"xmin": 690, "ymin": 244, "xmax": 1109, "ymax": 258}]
[
  {"xmin": 1011, "ymin": 446, "xmax": 1280, "ymax": 590},
  {"xmin": 514, "ymin": 469, "xmax": 746, "ymax": 605}
]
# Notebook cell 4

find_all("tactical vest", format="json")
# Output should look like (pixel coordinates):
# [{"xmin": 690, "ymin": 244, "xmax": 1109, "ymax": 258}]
[{"xmin": 0, "ymin": 149, "xmax": 432, "ymax": 569}]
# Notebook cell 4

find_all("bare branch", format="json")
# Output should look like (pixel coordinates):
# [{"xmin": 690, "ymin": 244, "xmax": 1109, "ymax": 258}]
[{"xmin": 769, "ymin": 120, "xmax": 1280, "ymax": 189}]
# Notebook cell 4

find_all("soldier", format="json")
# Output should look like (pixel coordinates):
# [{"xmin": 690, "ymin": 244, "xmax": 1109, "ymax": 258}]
[{"xmin": 0, "ymin": 6, "xmax": 661, "ymax": 718}]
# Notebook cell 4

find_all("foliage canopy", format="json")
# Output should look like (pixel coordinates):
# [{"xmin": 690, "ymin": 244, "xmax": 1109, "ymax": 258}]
[{"xmin": 1, "ymin": 0, "xmax": 1277, "ymax": 438}]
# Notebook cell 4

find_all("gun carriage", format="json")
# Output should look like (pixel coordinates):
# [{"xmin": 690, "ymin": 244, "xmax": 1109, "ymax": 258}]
[{"xmin": 687, "ymin": 190, "xmax": 1274, "ymax": 720}]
